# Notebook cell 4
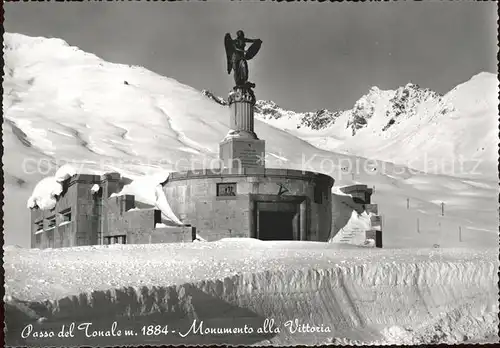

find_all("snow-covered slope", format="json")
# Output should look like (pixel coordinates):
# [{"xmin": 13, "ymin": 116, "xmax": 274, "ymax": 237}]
[
  {"xmin": 3, "ymin": 33, "xmax": 498, "ymax": 248},
  {"xmin": 4, "ymin": 242, "xmax": 498, "ymax": 345}
]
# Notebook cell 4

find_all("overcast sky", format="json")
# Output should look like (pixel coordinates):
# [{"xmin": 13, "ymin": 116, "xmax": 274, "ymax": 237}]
[{"xmin": 5, "ymin": 1, "xmax": 497, "ymax": 112}]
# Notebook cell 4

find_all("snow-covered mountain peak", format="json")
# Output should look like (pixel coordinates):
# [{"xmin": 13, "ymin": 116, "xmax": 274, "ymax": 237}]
[
  {"xmin": 443, "ymin": 72, "xmax": 498, "ymax": 109},
  {"xmin": 469, "ymin": 71, "xmax": 497, "ymax": 82},
  {"xmin": 200, "ymin": 73, "xmax": 496, "ymax": 157},
  {"xmin": 200, "ymin": 72, "xmax": 496, "ymax": 179},
  {"xmin": 4, "ymin": 33, "xmax": 101, "ymax": 66}
]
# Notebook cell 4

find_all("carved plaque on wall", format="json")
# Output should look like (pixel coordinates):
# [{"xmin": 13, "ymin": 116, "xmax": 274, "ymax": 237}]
[{"xmin": 217, "ymin": 183, "xmax": 237, "ymax": 197}]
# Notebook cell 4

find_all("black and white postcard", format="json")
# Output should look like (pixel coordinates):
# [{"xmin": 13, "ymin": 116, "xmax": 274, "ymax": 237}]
[{"xmin": 3, "ymin": 1, "xmax": 499, "ymax": 346}]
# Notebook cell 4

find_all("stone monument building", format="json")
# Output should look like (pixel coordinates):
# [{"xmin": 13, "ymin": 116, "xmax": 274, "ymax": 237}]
[
  {"xmin": 30, "ymin": 78, "xmax": 382, "ymax": 248},
  {"xmin": 30, "ymin": 32, "xmax": 382, "ymax": 248},
  {"xmin": 162, "ymin": 82, "xmax": 335, "ymax": 242}
]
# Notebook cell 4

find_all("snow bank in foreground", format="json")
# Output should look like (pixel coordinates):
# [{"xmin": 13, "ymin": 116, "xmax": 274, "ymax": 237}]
[{"xmin": 4, "ymin": 243, "xmax": 497, "ymax": 346}]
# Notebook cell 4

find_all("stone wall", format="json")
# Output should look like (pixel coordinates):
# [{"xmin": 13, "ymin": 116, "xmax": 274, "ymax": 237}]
[
  {"xmin": 163, "ymin": 168, "xmax": 334, "ymax": 242},
  {"xmin": 30, "ymin": 173, "xmax": 102, "ymax": 248},
  {"xmin": 30, "ymin": 172, "xmax": 127, "ymax": 248},
  {"xmin": 30, "ymin": 171, "xmax": 196, "ymax": 249},
  {"xmin": 134, "ymin": 226, "xmax": 195, "ymax": 244},
  {"xmin": 104, "ymin": 195, "xmax": 139, "ymax": 234},
  {"xmin": 30, "ymin": 168, "xmax": 338, "ymax": 248},
  {"xmin": 165, "ymin": 187, "xmax": 250, "ymax": 241}
]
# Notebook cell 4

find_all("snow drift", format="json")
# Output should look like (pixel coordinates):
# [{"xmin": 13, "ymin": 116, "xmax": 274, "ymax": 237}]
[
  {"xmin": 26, "ymin": 164, "xmax": 77, "ymax": 210},
  {"xmin": 110, "ymin": 170, "xmax": 184, "ymax": 226},
  {"xmin": 4, "ymin": 242, "xmax": 498, "ymax": 346}
]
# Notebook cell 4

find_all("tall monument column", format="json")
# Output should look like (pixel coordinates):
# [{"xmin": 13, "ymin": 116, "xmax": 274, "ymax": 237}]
[
  {"xmin": 219, "ymin": 85, "xmax": 266, "ymax": 169},
  {"xmin": 220, "ymin": 30, "xmax": 266, "ymax": 170},
  {"xmin": 228, "ymin": 86, "xmax": 257, "ymax": 139}
]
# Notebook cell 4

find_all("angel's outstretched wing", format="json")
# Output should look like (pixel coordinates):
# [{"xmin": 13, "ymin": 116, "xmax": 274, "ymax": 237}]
[
  {"xmin": 224, "ymin": 33, "xmax": 234, "ymax": 74},
  {"xmin": 245, "ymin": 39, "xmax": 262, "ymax": 61}
]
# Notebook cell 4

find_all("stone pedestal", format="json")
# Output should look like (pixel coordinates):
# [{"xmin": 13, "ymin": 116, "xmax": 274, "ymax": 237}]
[
  {"xmin": 220, "ymin": 85, "xmax": 266, "ymax": 169},
  {"xmin": 220, "ymin": 137, "xmax": 265, "ymax": 169},
  {"xmin": 339, "ymin": 184, "xmax": 373, "ymax": 204}
]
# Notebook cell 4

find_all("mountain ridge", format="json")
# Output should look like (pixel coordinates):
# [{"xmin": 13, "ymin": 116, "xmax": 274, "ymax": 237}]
[
  {"xmin": 202, "ymin": 75, "xmax": 493, "ymax": 133},
  {"xmin": 202, "ymin": 72, "xmax": 497, "ymax": 175}
]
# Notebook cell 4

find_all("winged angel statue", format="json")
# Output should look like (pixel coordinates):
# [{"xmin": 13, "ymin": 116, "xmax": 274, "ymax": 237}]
[{"xmin": 224, "ymin": 30, "xmax": 262, "ymax": 87}]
